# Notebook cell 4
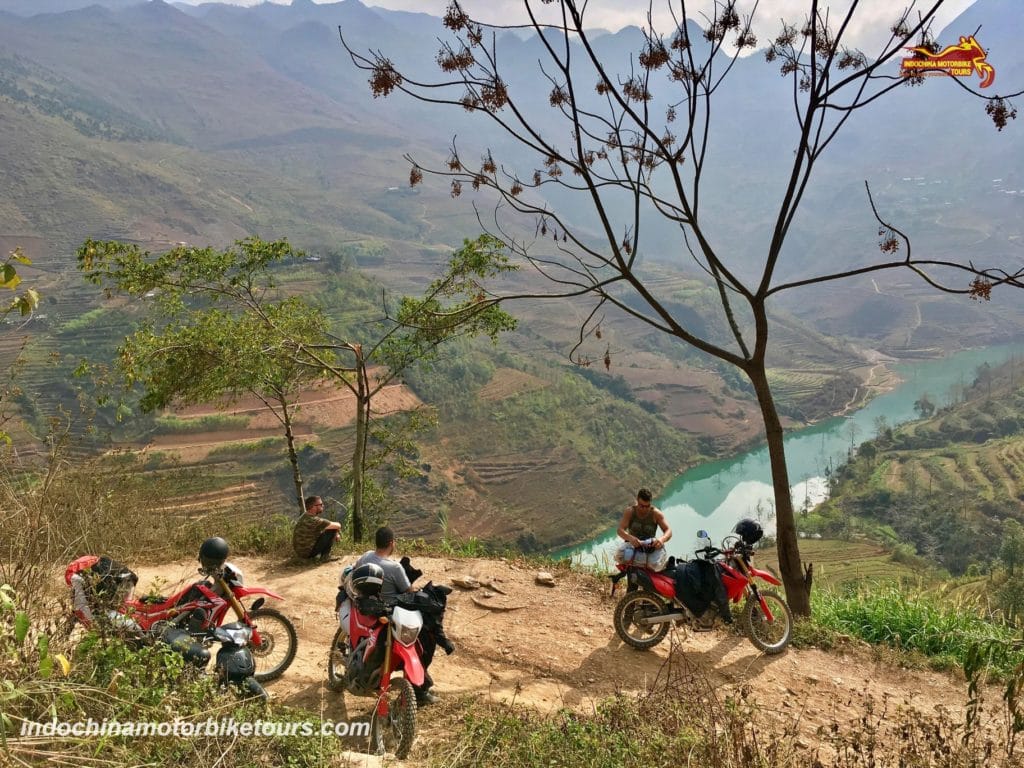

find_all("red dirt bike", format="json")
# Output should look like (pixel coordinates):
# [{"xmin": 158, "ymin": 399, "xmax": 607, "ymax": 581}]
[
  {"xmin": 611, "ymin": 530, "xmax": 792, "ymax": 654},
  {"xmin": 327, "ymin": 593, "xmax": 425, "ymax": 759},
  {"xmin": 123, "ymin": 563, "xmax": 298, "ymax": 682}
]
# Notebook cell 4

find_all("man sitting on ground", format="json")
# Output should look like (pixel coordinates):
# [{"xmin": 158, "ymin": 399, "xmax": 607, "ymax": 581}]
[
  {"xmin": 292, "ymin": 495, "xmax": 341, "ymax": 564},
  {"xmin": 65, "ymin": 555, "xmax": 140, "ymax": 632}
]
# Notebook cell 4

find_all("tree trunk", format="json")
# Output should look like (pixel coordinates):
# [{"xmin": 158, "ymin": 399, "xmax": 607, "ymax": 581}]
[
  {"xmin": 351, "ymin": 350, "xmax": 368, "ymax": 543},
  {"xmin": 280, "ymin": 396, "xmax": 305, "ymax": 516},
  {"xmin": 747, "ymin": 364, "xmax": 812, "ymax": 618}
]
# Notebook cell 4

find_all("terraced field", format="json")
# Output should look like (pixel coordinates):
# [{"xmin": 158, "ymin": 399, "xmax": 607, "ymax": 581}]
[
  {"xmin": 767, "ymin": 366, "xmax": 849, "ymax": 410},
  {"xmin": 757, "ymin": 538, "xmax": 927, "ymax": 588},
  {"xmin": 878, "ymin": 436, "xmax": 1024, "ymax": 510},
  {"xmin": 466, "ymin": 453, "xmax": 555, "ymax": 485},
  {"xmin": 477, "ymin": 367, "xmax": 548, "ymax": 402}
]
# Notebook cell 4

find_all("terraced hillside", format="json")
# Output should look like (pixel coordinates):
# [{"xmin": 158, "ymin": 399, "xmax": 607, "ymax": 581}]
[{"xmin": 812, "ymin": 358, "xmax": 1024, "ymax": 575}]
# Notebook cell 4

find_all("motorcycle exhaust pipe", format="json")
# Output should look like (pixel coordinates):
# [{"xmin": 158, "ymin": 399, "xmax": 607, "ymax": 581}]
[{"xmin": 638, "ymin": 612, "xmax": 685, "ymax": 625}]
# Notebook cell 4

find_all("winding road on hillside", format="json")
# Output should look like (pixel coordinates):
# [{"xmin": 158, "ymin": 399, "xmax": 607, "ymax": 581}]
[{"xmin": 134, "ymin": 555, "xmax": 1009, "ymax": 765}]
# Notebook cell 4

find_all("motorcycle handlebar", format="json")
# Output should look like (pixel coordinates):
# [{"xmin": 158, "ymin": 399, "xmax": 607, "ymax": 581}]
[{"xmin": 697, "ymin": 542, "xmax": 754, "ymax": 560}]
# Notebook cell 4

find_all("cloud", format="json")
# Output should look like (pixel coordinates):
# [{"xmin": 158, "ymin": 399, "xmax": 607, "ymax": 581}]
[
  {"xmin": 174, "ymin": 1, "xmax": 978, "ymax": 54},
  {"xmin": 362, "ymin": 0, "xmax": 977, "ymax": 53}
]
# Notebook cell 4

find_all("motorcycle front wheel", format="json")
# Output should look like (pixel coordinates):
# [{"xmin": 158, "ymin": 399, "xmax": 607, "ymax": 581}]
[
  {"xmin": 248, "ymin": 607, "xmax": 298, "ymax": 682},
  {"xmin": 326, "ymin": 624, "xmax": 348, "ymax": 692},
  {"xmin": 369, "ymin": 676, "xmax": 417, "ymax": 759},
  {"xmin": 743, "ymin": 590, "xmax": 792, "ymax": 655},
  {"xmin": 613, "ymin": 590, "xmax": 670, "ymax": 650}
]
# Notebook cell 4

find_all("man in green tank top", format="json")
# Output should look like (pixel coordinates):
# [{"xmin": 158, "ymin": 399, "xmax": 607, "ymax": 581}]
[{"xmin": 615, "ymin": 487, "xmax": 673, "ymax": 571}]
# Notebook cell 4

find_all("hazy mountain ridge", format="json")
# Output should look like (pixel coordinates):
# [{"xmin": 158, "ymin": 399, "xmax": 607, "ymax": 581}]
[
  {"xmin": 0, "ymin": 0, "xmax": 1019, "ymax": 348},
  {"xmin": 0, "ymin": 1, "xmax": 1018, "ymax": 247}
]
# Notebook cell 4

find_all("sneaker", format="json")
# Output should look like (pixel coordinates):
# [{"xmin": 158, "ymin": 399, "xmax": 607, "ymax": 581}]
[
  {"xmin": 318, "ymin": 555, "xmax": 341, "ymax": 564},
  {"xmin": 695, "ymin": 610, "xmax": 716, "ymax": 629},
  {"xmin": 415, "ymin": 690, "xmax": 439, "ymax": 706}
]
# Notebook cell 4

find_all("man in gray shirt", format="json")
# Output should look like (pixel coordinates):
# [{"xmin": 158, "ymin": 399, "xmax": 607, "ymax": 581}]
[
  {"xmin": 353, "ymin": 525, "xmax": 438, "ymax": 705},
  {"xmin": 354, "ymin": 526, "xmax": 412, "ymax": 597}
]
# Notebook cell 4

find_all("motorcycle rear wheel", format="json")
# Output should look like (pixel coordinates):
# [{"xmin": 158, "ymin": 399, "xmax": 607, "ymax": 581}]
[
  {"xmin": 326, "ymin": 625, "xmax": 349, "ymax": 692},
  {"xmin": 369, "ymin": 676, "xmax": 417, "ymax": 759},
  {"xmin": 613, "ymin": 591, "xmax": 670, "ymax": 650},
  {"xmin": 742, "ymin": 590, "xmax": 792, "ymax": 655},
  {"xmin": 248, "ymin": 607, "xmax": 298, "ymax": 682}
]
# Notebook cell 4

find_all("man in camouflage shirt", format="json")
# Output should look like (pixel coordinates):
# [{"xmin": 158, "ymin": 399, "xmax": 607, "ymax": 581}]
[{"xmin": 292, "ymin": 495, "xmax": 341, "ymax": 563}]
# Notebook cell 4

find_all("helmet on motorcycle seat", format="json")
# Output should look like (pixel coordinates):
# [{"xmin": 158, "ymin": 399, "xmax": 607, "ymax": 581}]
[
  {"xmin": 350, "ymin": 563, "xmax": 385, "ymax": 597},
  {"xmin": 198, "ymin": 537, "xmax": 230, "ymax": 573},
  {"xmin": 733, "ymin": 518, "xmax": 764, "ymax": 546}
]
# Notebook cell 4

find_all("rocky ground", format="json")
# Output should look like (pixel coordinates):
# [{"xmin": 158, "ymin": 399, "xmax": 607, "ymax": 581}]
[{"xmin": 133, "ymin": 554, "xmax": 1009, "ymax": 766}]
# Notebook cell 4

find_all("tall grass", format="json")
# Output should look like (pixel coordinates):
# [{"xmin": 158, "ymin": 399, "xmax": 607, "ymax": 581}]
[
  {"xmin": 811, "ymin": 584, "xmax": 1019, "ymax": 676},
  {"xmin": 0, "ymin": 441, "xmax": 354, "ymax": 767},
  {"xmin": 0, "ymin": 612, "xmax": 352, "ymax": 767}
]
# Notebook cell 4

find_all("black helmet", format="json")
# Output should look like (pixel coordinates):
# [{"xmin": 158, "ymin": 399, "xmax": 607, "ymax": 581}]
[
  {"xmin": 733, "ymin": 518, "xmax": 764, "ymax": 546},
  {"xmin": 350, "ymin": 563, "xmax": 385, "ymax": 597},
  {"xmin": 198, "ymin": 537, "xmax": 230, "ymax": 573}
]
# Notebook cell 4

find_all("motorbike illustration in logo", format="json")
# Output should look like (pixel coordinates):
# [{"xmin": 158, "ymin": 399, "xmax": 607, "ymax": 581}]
[{"xmin": 901, "ymin": 36, "xmax": 995, "ymax": 89}]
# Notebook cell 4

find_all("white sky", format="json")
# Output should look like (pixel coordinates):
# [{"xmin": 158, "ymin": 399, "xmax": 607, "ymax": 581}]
[{"xmin": 176, "ymin": 1, "xmax": 980, "ymax": 53}]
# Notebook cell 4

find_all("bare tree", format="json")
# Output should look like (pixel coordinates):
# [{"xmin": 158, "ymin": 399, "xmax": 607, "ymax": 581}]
[{"xmin": 341, "ymin": 0, "xmax": 1022, "ymax": 616}]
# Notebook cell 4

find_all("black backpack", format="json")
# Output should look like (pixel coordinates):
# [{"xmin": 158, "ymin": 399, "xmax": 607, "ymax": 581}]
[{"xmin": 671, "ymin": 559, "xmax": 726, "ymax": 617}]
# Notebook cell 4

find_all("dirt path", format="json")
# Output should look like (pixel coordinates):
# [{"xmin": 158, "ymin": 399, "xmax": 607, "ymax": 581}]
[
  {"xmin": 135, "ymin": 555, "xmax": 1005, "ymax": 764},
  {"xmin": 836, "ymin": 348, "xmax": 901, "ymax": 417}
]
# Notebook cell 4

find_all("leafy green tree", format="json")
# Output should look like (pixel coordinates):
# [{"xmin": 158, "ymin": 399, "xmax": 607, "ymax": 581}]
[
  {"xmin": 1, "ymin": 247, "xmax": 40, "ymax": 445},
  {"xmin": 292, "ymin": 235, "xmax": 516, "ymax": 540},
  {"xmin": 856, "ymin": 441, "xmax": 876, "ymax": 465},
  {"xmin": 342, "ymin": 0, "xmax": 1023, "ymax": 616},
  {"xmin": 1000, "ymin": 519, "xmax": 1024, "ymax": 577},
  {"xmin": 78, "ymin": 237, "xmax": 328, "ymax": 515},
  {"xmin": 914, "ymin": 394, "xmax": 936, "ymax": 419},
  {"xmin": 1, "ymin": 248, "xmax": 39, "ymax": 320},
  {"xmin": 79, "ymin": 235, "xmax": 516, "ymax": 541}
]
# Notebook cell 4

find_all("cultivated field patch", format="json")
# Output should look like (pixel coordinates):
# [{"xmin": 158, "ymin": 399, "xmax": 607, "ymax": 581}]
[{"xmin": 478, "ymin": 367, "xmax": 547, "ymax": 402}]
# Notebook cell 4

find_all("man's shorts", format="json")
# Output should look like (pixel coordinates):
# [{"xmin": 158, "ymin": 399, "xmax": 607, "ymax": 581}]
[{"xmin": 614, "ymin": 544, "xmax": 668, "ymax": 571}]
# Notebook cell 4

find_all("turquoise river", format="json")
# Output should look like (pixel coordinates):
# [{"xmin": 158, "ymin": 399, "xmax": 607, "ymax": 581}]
[{"xmin": 566, "ymin": 343, "xmax": 1024, "ymax": 566}]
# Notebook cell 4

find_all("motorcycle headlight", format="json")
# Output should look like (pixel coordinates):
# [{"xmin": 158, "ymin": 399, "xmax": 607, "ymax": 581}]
[
  {"xmin": 214, "ymin": 623, "xmax": 253, "ymax": 646},
  {"xmin": 391, "ymin": 606, "xmax": 423, "ymax": 647},
  {"xmin": 395, "ymin": 623, "xmax": 421, "ymax": 647}
]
